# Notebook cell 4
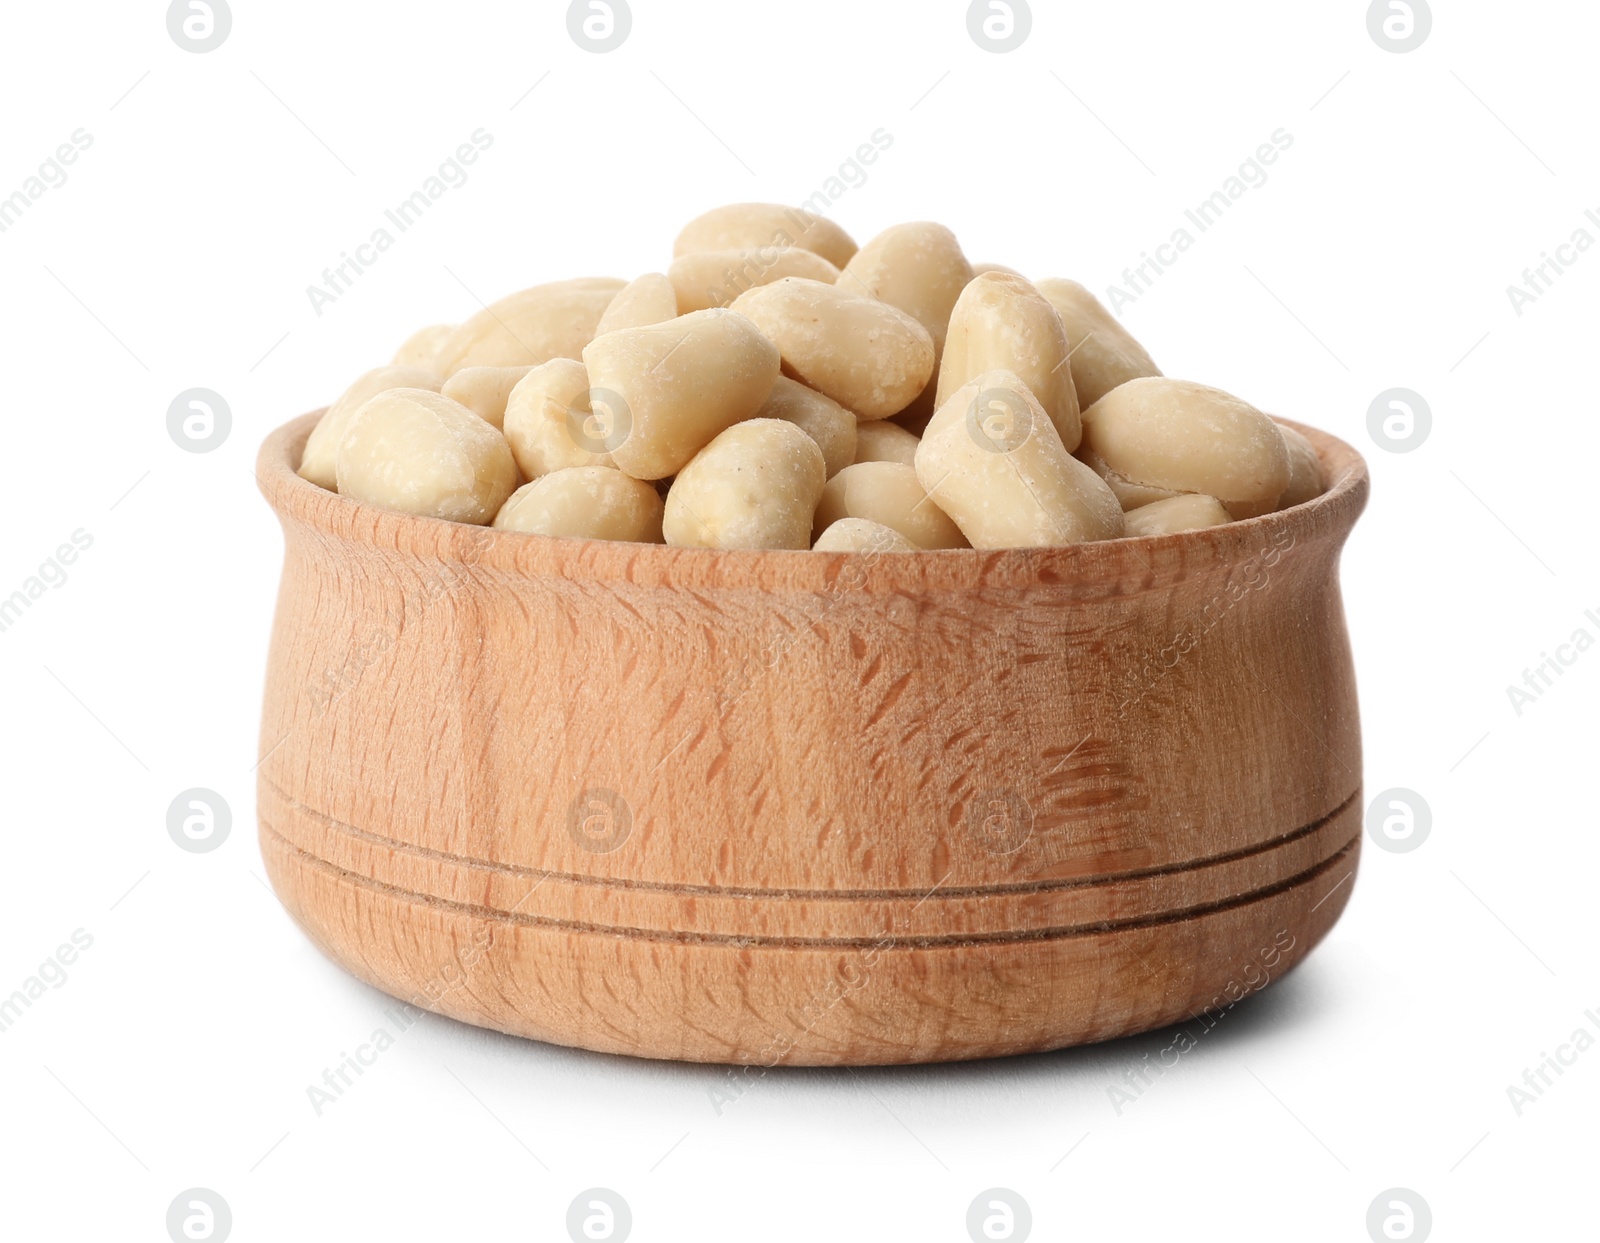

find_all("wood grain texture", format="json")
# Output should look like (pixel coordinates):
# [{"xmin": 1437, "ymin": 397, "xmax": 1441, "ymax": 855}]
[{"xmin": 256, "ymin": 412, "xmax": 1369, "ymax": 1064}]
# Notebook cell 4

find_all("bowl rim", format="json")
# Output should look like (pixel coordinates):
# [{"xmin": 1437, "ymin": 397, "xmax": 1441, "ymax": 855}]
[{"xmin": 257, "ymin": 411, "xmax": 1369, "ymax": 593}]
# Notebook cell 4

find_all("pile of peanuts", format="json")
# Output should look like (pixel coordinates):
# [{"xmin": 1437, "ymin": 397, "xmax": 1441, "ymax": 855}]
[{"xmin": 298, "ymin": 203, "xmax": 1325, "ymax": 551}]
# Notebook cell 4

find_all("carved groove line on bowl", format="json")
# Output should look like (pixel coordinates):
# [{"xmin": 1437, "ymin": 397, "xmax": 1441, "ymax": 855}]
[
  {"xmin": 263, "ymin": 819, "xmax": 1359, "ymax": 950},
  {"xmin": 261, "ymin": 773, "xmax": 1360, "ymax": 903}
]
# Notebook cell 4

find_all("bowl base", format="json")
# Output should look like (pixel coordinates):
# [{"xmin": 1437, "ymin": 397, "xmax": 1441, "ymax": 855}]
[{"xmin": 260, "ymin": 791, "xmax": 1360, "ymax": 1066}]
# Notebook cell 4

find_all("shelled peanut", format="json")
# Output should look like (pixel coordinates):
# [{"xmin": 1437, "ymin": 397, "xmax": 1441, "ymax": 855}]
[{"xmin": 298, "ymin": 202, "xmax": 1327, "ymax": 550}]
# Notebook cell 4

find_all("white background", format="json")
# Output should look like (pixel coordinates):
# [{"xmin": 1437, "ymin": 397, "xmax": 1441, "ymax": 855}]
[{"xmin": 1, "ymin": 0, "xmax": 1596, "ymax": 1239}]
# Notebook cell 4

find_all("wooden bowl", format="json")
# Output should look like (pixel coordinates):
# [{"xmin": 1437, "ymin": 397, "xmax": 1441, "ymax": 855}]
[{"xmin": 256, "ymin": 412, "xmax": 1368, "ymax": 1065}]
